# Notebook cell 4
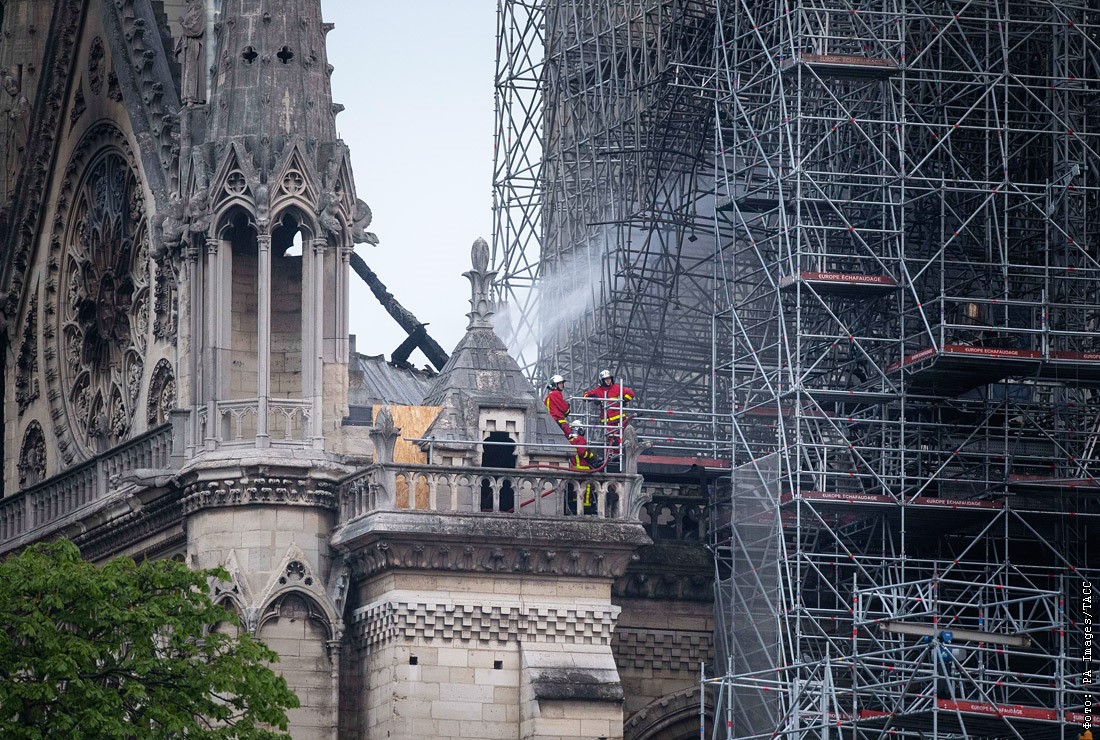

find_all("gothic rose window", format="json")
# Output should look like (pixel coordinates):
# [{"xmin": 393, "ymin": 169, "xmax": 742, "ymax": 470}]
[{"xmin": 60, "ymin": 150, "xmax": 148, "ymax": 451}]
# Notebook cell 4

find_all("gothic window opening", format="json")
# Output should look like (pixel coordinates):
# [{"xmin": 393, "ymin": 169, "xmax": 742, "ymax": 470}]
[
  {"xmin": 146, "ymin": 359, "xmax": 176, "ymax": 427},
  {"xmin": 227, "ymin": 210, "xmax": 259, "ymax": 401},
  {"xmin": 271, "ymin": 214, "xmax": 304, "ymax": 408},
  {"xmin": 15, "ymin": 293, "xmax": 39, "ymax": 415},
  {"xmin": 480, "ymin": 432, "xmax": 516, "ymax": 512},
  {"xmin": 481, "ymin": 431, "xmax": 517, "ymax": 469}
]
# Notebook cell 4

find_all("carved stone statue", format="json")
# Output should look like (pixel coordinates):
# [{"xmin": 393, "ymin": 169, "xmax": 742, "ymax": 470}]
[
  {"xmin": 3, "ymin": 71, "xmax": 30, "ymax": 202},
  {"xmin": 175, "ymin": 0, "xmax": 207, "ymax": 104},
  {"xmin": 350, "ymin": 198, "xmax": 379, "ymax": 245},
  {"xmin": 152, "ymin": 197, "xmax": 186, "ymax": 257},
  {"xmin": 317, "ymin": 187, "xmax": 342, "ymax": 238}
]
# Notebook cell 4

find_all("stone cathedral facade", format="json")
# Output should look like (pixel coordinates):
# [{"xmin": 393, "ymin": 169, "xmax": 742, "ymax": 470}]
[{"xmin": 0, "ymin": 1, "xmax": 715, "ymax": 738}]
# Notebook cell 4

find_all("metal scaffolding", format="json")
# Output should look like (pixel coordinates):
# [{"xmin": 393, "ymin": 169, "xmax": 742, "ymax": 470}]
[
  {"xmin": 495, "ymin": 0, "xmax": 1100, "ymax": 737},
  {"xmin": 493, "ymin": 0, "xmax": 722, "ymax": 412}
]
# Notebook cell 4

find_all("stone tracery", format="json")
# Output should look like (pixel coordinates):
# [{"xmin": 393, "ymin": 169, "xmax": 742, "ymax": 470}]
[
  {"xmin": 146, "ymin": 358, "xmax": 175, "ymax": 427},
  {"xmin": 15, "ymin": 292, "xmax": 39, "ymax": 415},
  {"xmin": 45, "ymin": 124, "xmax": 153, "ymax": 460},
  {"xmin": 18, "ymin": 421, "xmax": 46, "ymax": 489}
]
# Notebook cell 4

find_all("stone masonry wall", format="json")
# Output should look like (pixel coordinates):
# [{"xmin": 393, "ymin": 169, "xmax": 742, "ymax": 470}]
[
  {"xmin": 188, "ymin": 505, "xmax": 338, "ymax": 739},
  {"xmin": 351, "ymin": 574, "xmax": 626, "ymax": 740}
]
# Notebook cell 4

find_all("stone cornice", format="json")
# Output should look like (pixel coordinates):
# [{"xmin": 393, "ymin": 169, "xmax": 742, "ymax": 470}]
[
  {"xmin": 72, "ymin": 485, "xmax": 184, "ymax": 560},
  {"xmin": 335, "ymin": 511, "xmax": 649, "ymax": 580},
  {"xmin": 613, "ymin": 627, "xmax": 713, "ymax": 673},
  {"xmin": 613, "ymin": 542, "xmax": 714, "ymax": 602},
  {"xmin": 351, "ymin": 594, "xmax": 620, "ymax": 649},
  {"xmin": 181, "ymin": 475, "xmax": 337, "ymax": 515}
]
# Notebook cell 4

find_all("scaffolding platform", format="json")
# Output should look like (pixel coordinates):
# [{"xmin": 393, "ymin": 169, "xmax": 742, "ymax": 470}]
[
  {"xmin": 800, "ymin": 388, "xmax": 899, "ymax": 406},
  {"xmin": 856, "ymin": 701, "xmax": 1084, "ymax": 740},
  {"xmin": 1008, "ymin": 473, "xmax": 1100, "ymax": 493},
  {"xmin": 886, "ymin": 345, "xmax": 1043, "ymax": 394},
  {"xmin": 781, "ymin": 490, "xmax": 1003, "ymax": 512},
  {"xmin": 637, "ymin": 454, "xmax": 730, "ymax": 473},
  {"xmin": 717, "ymin": 190, "xmax": 787, "ymax": 213},
  {"xmin": 1042, "ymin": 350, "xmax": 1100, "ymax": 384},
  {"xmin": 887, "ymin": 345, "xmax": 1100, "ymax": 393},
  {"xmin": 779, "ymin": 271, "xmax": 899, "ymax": 298},
  {"xmin": 780, "ymin": 53, "xmax": 901, "ymax": 79}
]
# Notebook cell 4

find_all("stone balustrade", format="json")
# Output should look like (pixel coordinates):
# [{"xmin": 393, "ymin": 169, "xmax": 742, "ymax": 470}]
[
  {"xmin": 0, "ymin": 423, "xmax": 176, "ymax": 551},
  {"xmin": 198, "ymin": 398, "xmax": 313, "ymax": 448},
  {"xmin": 340, "ymin": 463, "xmax": 644, "ymax": 523}
]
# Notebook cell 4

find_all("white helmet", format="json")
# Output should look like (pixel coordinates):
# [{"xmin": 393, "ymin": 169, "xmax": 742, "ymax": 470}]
[
  {"xmin": 571, "ymin": 425, "xmax": 585, "ymax": 438},
  {"xmin": 599, "ymin": 369, "xmax": 613, "ymax": 381},
  {"xmin": 550, "ymin": 373, "xmax": 565, "ymax": 385}
]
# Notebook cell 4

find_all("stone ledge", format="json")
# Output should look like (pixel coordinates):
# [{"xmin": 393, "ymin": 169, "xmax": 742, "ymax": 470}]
[{"xmin": 532, "ymin": 669, "xmax": 624, "ymax": 703}]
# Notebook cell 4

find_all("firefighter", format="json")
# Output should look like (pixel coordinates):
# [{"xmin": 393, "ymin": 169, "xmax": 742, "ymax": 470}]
[
  {"xmin": 583, "ymin": 369, "xmax": 635, "ymax": 450},
  {"xmin": 543, "ymin": 373, "xmax": 572, "ymax": 438},
  {"xmin": 568, "ymin": 426, "xmax": 600, "ymax": 511},
  {"xmin": 568, "ymin": 426, "xmax": 598, "ymax": 471}
]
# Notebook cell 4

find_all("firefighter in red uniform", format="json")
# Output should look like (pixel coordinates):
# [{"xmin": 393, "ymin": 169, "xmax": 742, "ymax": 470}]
[
  {"xmin": 583, "ymin": 369, "xmax": 635, "ymax": 451},
  {"xmin": 568, "ymin": 426, "xmax": 601, "ymax": 511},
  {"xmin": 543, "ymin": 373, "xmax": 572, "ymax": 438},
  {"xmin": 568, "ymin": 426, "xmax": 598, "ymax": 472}
]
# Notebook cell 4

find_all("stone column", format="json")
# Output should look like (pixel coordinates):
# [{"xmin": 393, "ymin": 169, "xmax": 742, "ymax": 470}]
[
  {"xmin": 326, "ymin": 639, "xmax": 342, "ymax": 740},
  {"xmin": 336, "ymin": 243, "xmax": 351, "ymax": 364},
  {"xmin": 256, "ymin": 231, "xmax": 272, "ymax": 447},
  {"xmin": 186, "ymin": 240, "xmax": 203, "ymax": 456},
  {"xmin": 301, "ymin": 234, "xmax": 314, "ymax": 406},
  {"xmin": 203, "ymin": 236, "xmax": 220, "ymax": 450},
  {"xmin": 311, "ymin": 238, "xmax": 327, "ymax": 447}
]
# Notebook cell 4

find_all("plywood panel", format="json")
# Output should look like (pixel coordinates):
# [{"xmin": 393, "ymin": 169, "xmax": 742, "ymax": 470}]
[{"xmin": 372, "ymin": 405, "xmax": 441, "ymax": 465}]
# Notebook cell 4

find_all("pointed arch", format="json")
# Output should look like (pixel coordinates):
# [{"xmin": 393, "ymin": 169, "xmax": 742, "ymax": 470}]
[
  {"xmin": 209, "ymin": 141, "xmax": 258, "ymax": 215},
  {"xmin": 257, "ymin": 589, "xmax": 337, "ymax": 641},
  {"xmin": 271, "ymin": 140, "xmax": 320, "ymax": 213}
]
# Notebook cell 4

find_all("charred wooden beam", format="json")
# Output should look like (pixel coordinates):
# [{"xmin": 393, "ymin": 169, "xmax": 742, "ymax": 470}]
[{"xmin": 348, "ymin": 251, "xmax": 449, "ymax": 371}]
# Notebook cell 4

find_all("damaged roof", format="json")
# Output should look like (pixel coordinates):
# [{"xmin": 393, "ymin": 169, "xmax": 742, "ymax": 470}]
[{"xmin": 348, "ymin": 353, "xmax": 435, "ymax": 408}]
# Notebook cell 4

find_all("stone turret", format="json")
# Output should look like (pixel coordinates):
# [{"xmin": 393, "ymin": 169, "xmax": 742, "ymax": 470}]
[
  {"xmin": 168, "ymin": 1, "xmax": 372, "ymax": 734},
  {"xmin": 172, "ymin": 0, "xmax": 376, "ymax": 455},
  {"xmin": 204, "ymin": 0, "xmax": 338, "ymax": 143}
]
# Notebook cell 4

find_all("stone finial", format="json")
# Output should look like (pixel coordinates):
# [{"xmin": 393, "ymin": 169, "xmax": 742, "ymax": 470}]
[
  {"xmin": 620, "ymin": 426, "xmax": 653, "ymax": 476},
  {"xmin": 464, "ymin": 237, "xmax": 497, "ymax": 330},
  {"xmin": 369, "ymin": 407, "xmax": 401, "ymax": 464}
]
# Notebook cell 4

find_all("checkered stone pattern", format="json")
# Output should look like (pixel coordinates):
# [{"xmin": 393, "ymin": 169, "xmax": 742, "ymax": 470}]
[
  {"xmin": 613, "ymin": 628, "xmax": 712, "ymax": 672},
  {"xmin": 353, "ymin": 599, "xmax": 620, "ymax": 648}
]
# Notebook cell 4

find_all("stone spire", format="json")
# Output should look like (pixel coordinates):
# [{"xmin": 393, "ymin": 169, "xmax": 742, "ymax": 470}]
[
  {"xmin": 173, "ymin": 0, "xmax": 371, "ymax": 458},
  {"xmin": 205, "ymin": 0, "xmax": 338, "ymax": 144},
  {"xmin": 419, "ymin": 239, "xmax": 563, "ymax": 455},
  {"xmin": 177, "ymin": 0, "xmax": 375, "ymax": 249}
]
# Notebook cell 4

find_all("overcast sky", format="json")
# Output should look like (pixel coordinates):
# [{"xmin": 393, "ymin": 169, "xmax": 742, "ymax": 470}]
[{"xmin": 321, "ymin": 1, "xmax": 498, "ymax": 367}]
